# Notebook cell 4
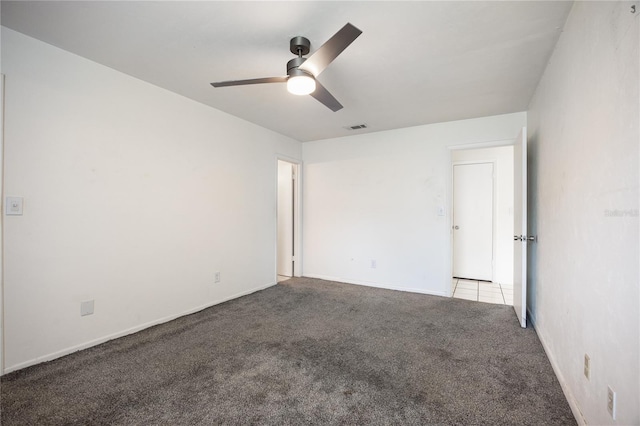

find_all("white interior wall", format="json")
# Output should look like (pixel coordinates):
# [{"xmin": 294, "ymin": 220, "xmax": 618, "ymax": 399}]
[
  {"xmin": 302, "ymin": 112, "xmax": 525, "ymax": 296},
  {"xmin": 0, "ymin": 27, "xmax": 301, "ymax": 373},
  {"xmin": 527, "ymin": 2, "xmax": 639, "ymax": 424},
  {"xmin": 452, "ymin": 146, "xmax": 514, "ymax": 284}
]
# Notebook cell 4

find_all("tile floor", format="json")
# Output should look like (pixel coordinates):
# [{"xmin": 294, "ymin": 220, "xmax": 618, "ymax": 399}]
[
  {"xmin": 451, "ymin": 278, "xmax": 513, "ymax": 305},
  {"xmin": 278, "ymin": 275, "xmax": 512, "ymax": 305}
]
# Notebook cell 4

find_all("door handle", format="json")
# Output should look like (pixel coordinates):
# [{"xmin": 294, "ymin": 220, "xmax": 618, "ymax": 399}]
[
  {"xmin": 454, "ymin": 226, "xmax": 459, "ymax": 230},
  {"xmin": 514, "ymin": 235, "xmax": 537, "ymax": 242}
]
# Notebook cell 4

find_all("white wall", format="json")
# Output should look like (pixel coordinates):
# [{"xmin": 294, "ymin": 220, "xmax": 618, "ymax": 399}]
[
  {"xmin": 1, "ymin": 28, "xmax": 301, "ymax": 373},
  {"xmin": 452, "ymin": 146, "xmax": 514, "ymax": 285},
  {"xmin": 527, "ymin": 2, "xmax": 639, "ymax": 425},
  {"xmin": 302, "ymin": 112, "xmax": 525, "ymax": 296}
]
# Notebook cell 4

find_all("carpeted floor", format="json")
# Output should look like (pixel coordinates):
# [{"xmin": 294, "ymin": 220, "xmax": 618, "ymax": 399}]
[{"xmin": 1, "ymin": 277, "xmax": 575, "ymax": 425}]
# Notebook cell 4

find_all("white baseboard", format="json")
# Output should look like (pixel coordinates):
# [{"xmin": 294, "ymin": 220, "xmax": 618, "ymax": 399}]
[
  {"xmin": 3, "ymin": 281, "xmax": 277, "ymax": 375},
  {"xmin": 528, "ymin": 310, "xmax": 585, "ymax": 425},
  {"xmin": 303, "ymin": 273, "xmax": 448, "ymax": 297}
]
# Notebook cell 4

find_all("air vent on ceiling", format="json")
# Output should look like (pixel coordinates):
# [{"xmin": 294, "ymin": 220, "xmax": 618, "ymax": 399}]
[{"xmin": 345, "ymin": 123, "xmax": 368, "ymax": 131}]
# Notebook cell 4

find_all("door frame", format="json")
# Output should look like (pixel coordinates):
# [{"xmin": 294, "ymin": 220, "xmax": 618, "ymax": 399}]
[
  {"xmin": 447, "ymin": 138, "xmax": 515, "ymax": 297},
  {"xmin": 275, "ymin": 155, "xmax": 302, "ymax": 280},
  {"xmin": 512, "ymin": 127, "xmax": 528, "ymax": 328},
  {"xmin": 451, "ymin": 160, "xmax": 497, "ymax": 282},
  {"xmin": 1, "ymin": 74, "xmax": 5, "ymax": 374}
]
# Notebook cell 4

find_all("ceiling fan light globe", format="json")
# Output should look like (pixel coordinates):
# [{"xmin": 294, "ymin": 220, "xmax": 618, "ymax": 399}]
[{"xmin": 287, "ymin": 75, "xmax": 316, "ymax": 95}]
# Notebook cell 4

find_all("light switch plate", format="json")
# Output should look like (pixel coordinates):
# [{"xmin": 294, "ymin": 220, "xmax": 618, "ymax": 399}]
[
  {"xmin": 607, "ymin": 386, "xmax": 616, "ymax": 419},
  {"xmin": 6, "ymin": 197, "xmax": 23, "ymax": 215},
  {"xmin": 81, "ymin": 300, "xmax": 95, "ymax": 316}
]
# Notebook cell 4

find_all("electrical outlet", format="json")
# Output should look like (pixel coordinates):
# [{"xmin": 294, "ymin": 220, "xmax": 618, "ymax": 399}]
[
  {"xmin": 607, "ymin": 386, "xmax": 616, "ymax": 419},
  {"xmin": 371, "ymin": 259, "xmax": 377, "ymax": 269},
  {"xmin": 214, "ymin": 272, "xmax": 221, "ymax": 283},
  {"xmin": 584, "ymin": 354, "xmax": 590, "ymax": 379}
]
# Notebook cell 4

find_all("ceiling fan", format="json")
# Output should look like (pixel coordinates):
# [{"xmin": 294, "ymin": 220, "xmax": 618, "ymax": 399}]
[{"xmin": 210, "ymin": 23, "xmax": 362, "ymax": 112}]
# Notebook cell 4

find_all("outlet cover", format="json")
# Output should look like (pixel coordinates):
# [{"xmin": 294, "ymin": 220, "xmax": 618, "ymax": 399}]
[
  {"xmin": 81, "ymin": 300, "xmax": 94, "ymax": 316},
  {"xmin": 214, "ymin": 272, "xmax": 221, "ymax": 283}
]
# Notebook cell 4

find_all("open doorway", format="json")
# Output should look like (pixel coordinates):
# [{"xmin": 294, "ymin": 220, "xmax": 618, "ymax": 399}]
[
  {"xmin": 451, "ymin": 145, "xmax": 514, "ymax": 305},
  {"xmin": 277, "ymin": 159, "xmax": 298, "ymax": 283}
]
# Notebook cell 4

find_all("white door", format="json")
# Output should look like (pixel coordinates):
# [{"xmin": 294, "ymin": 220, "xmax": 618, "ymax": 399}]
[
  {"xmin": 453, "ymin": 162, "xmax": 494, "ymax": 281},
  {"xmin": 513, "ymin": 127, "xmax": 527, "ymax": 328},
  {"xmin": 277, "ymin": 160, "xmax": 294, "ymax": 277}
]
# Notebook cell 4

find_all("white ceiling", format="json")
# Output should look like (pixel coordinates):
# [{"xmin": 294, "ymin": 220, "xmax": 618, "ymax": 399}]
[{"xmin": 1, "ymin": 1, "xmax": 572, "ymax": 142}]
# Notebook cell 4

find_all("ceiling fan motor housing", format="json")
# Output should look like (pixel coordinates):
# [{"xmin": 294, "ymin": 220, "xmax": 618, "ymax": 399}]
[{"xmin": 287, "ymin": 57, "xmax": 312, "ymax": 78}]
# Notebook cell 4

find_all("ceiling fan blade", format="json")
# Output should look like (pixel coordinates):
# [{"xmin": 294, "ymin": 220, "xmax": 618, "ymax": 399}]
[
  {"xmin": 310, "ymin": 81, "xmax": 343, "ymax": 112},
  {"xmin": 299, "ymin": 23, "xmax": 362, "ymax": 77},
  {"xmin": 211, "ymin": 76, "xmax": 287, "ymax": 88}
]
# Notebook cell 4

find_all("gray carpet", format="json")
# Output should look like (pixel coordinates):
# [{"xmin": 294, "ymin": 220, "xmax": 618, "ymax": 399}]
[{"xmin": 1, "ymin": 277, "xmax": 575, "ymax": 425}]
